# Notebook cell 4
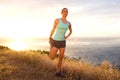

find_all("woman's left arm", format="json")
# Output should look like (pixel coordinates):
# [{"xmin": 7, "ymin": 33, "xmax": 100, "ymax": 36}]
[{"xmin": 65, "ymin": 22, "xmax": 72, "ymax": 39}]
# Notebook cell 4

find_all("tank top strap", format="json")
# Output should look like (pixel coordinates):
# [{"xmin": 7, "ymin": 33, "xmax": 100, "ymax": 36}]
[{"xmin": 59, "ymin": 18, "xmax": 62, "ymax": 23}]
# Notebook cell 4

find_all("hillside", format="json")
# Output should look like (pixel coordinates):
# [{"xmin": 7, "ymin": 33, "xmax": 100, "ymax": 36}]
[{"xmin": 0, "ymin": 46, "xmax": 120, "ymax": 80}]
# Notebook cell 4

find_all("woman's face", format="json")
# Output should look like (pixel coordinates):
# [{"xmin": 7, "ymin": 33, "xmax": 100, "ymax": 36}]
[{"xmin": 61, "ymin": 8, "xmax": 68, "ymax": 17}]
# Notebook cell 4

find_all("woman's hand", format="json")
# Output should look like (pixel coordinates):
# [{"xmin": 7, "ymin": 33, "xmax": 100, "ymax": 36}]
[
  {"xmin": 49, "ymin": 37, "xmax": 53, "ymax": 44},
  {"xmin": 64, "ymin": 36, "xmax": 68, "ymax": 39}
]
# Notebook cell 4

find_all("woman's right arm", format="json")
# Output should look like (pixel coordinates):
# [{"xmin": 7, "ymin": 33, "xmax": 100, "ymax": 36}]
[{"xmin": 49, "ymin": 19, "xmax": 58, "ymax": 39}]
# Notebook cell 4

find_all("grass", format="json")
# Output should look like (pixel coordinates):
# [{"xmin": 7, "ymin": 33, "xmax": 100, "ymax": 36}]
[{"xmin": 0, "ymin": 46, "xmax": 120, "ymax": 80}]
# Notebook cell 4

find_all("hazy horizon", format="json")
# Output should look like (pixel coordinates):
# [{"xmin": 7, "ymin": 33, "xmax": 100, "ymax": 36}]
[{"xmin": 1, "ymin": 36, "xmax": 120, "ymax": 65}]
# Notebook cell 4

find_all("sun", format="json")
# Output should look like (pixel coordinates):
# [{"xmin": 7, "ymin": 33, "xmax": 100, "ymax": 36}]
[{"xmin": 8, "ymin": 38, "xmax": 28, "ymax": 50}]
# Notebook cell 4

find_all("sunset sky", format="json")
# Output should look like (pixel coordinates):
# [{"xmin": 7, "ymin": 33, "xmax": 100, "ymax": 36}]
[{"xmin": 0, "ymin": 0, "xmax": 120, "ymax": 39}]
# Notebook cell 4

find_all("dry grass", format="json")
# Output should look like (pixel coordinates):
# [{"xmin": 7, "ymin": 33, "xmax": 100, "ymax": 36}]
[{"xmin": 0, "ymin": 46, "xmax": 120, "ymax": 80}]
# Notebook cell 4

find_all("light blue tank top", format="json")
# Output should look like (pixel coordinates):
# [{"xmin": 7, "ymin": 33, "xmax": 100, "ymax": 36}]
[{"xmin": 53, "ymin": 18, "xmax": 69, "ymax": 41}]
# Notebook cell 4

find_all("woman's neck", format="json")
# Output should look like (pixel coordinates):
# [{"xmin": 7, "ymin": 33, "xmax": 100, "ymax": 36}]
[
  {"xmin": 62, "ymin": 17, "xmax": 67, "ymax": 21},
  {"xmin": 61, "ymin": 17, "xmax": 67, "ymax": 24}
]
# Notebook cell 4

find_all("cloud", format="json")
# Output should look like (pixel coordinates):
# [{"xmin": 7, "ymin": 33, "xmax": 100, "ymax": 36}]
[{"xmin": 68, "ymin": 0, "xmax": 120, "ymax": 20}]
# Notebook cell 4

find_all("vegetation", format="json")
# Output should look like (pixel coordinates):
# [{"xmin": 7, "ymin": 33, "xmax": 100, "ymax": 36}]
[{"xmin": 0, "ymin": 45, "xmax": 120, "ymax": 80}]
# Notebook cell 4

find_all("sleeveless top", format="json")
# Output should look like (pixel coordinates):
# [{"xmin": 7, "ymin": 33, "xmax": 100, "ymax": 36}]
[{"xmin": 53, "ymin": 18, "xmax": 69, "ymax": 41}]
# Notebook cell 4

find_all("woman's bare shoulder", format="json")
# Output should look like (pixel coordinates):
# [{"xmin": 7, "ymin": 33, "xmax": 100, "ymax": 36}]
[{"xmin": 54, "ymin": 18, "xmax": 60, "ymax": 24}]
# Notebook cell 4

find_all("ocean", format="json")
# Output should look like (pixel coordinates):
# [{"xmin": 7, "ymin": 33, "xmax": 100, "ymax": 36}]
[{"xmin": 1, "ymin": 37, "xmax": 120, "ymax": 65}]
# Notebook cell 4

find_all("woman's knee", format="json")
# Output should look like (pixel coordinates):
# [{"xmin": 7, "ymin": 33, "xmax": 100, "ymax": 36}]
[
  {"xmin": 59, "ymin": 53, "xmax": 64, "ymax": 60},
  {"xmin": 50, "ymin": 55, "xmax": 55, "ymax": 60}
]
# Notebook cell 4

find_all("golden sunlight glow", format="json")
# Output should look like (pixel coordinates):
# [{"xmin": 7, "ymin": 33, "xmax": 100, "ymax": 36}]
[
  {"xmin": 0, "ymin": 1, "xmax": 120, "ymax": 39},
  {"xmin": 8, "ymin": 38, "xmax": 28, "ymax": 50}
]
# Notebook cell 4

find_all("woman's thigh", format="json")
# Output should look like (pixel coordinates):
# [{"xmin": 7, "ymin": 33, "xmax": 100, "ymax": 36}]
[
  {"xmin": 59, "ymin": 48, "xmax": 65, "ymax": 59},
  {"xmin": 50, "ymin": 47, "xmax": 58, "ymax": 60}
]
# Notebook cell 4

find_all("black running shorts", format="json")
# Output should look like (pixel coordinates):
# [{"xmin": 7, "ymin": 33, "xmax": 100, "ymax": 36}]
[{"xmin": 52, "ymin": 40, "xmax": 66, "ymax": 48}]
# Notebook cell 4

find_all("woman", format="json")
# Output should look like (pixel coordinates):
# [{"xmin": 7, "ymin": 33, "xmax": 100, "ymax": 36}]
[{"xmin": 49, "ymin": 8, "xmax": 72, "ymax": 77}]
